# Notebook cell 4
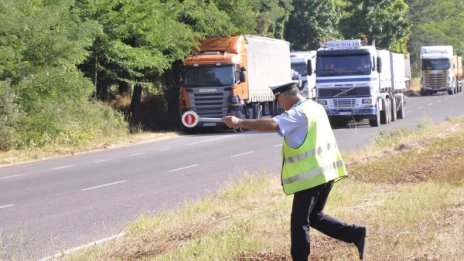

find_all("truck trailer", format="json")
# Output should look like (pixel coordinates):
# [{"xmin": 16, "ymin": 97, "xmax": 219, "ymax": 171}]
[
  {"xmin": 420, "ymin": 46, "xmax": 462, "ymax": 95},
  {"xmin": 290, "ymin": 51, "xmax": 317, "ymax": 99},
  {"xmin": 314, "ymin": 39, "xmax": 410, "ymax": 127},
  {"xmin": 180, "ymin": 35, "xmax": 291, "ymax": 129}
]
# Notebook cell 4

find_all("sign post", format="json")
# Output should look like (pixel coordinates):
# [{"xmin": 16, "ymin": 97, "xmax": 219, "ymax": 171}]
[{"xmin": 181, "ymin": 111, "xmax": 223, "ymax": 128}]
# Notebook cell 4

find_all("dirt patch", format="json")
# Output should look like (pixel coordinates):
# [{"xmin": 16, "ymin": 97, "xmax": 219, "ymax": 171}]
[{"xmin": 235, "ymin": 251, "xmax": 290, "ymax": 261}]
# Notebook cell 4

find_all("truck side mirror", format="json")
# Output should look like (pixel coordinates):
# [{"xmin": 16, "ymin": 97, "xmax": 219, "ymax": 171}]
[
  {"xmin": 239, "ymin": 67, "xmax": 246, "ymax": 82},
  {"xmin": 307, "ymin": 60, "xmax": 313, "ymax": 76},
  {"xmin": 377, "ymin": 57, "xmax": 382, "ymax": 73}
]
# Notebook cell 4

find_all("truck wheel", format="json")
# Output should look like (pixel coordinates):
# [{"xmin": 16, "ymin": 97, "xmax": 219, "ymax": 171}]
[
  {"xmin": 380, "ymin": 99, "xmax": 388, "ymax": 124},
  {"xmin": 391, "ymin": 97, "xmax": 397, "ymax": 122},
  {"xmin": 397, "ymin": 96, "xmax": 405, "ymax": 119},
  {"xmin": 448, "ymin": 89, "xmax": 454, "ymax": 95},
  {"xmin": 386, "ymin": 99, "xmax": 391, "ymax": 123},
  {"xmin": 253, "ymin": 103, "xmax": 262, "ymax": 119},
  {"xmin": 369, "ymin": 109, "xmax": 381, "ymax": 127}
]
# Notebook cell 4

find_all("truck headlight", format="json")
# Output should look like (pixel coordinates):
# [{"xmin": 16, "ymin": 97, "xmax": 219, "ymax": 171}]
[
  {"xmin": 318, "ymin": 100, "xmax": 327, "ymax": 106},
  {"xmin": 362, "ymin": 98, "xmax": 372, "ymax": 105}
]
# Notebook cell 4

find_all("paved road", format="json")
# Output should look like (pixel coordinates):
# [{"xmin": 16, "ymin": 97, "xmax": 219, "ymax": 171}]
[{"xmin": 1, "ymin": 92, "xmax": 463, "ymax": 260}]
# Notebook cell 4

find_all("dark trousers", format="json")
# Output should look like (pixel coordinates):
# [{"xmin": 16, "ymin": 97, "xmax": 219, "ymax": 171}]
[{"xmin": 290, "ymin": 181, "xmax": 364, "ymax": 261}]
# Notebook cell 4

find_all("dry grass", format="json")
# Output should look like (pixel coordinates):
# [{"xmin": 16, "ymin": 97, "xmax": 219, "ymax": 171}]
[{"xmin": 53, "ymin": 118, "xmax": 464, "ymax": 261}]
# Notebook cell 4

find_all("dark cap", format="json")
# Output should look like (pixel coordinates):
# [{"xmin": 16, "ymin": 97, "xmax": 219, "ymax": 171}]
[{"xmin": 269, "ymin": 81, "xmax": 299, "ymax": 96}]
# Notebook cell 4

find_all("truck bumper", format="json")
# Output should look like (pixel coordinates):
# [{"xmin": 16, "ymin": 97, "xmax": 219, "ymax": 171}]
[{"xmin": 326, "ymin": 107, "xmax": 377, "ymax": 119}]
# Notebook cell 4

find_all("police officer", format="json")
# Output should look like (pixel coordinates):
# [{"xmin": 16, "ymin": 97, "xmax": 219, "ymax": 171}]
[{"xmin": 223, "ymin": 81, "xmax": 367, "ymax": 260}]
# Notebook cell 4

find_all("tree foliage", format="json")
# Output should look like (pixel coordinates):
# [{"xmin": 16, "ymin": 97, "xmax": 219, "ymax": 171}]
[
  {"xmin": 0, "ymin": 0, "xmax": 126, "ymax": 149},
  {"xmin": 340, "ymin": 0, "xmax": 410, "ymax": 53},
  {"xmin": 407, "ymin": 0, "xmax": 464, "ymax": 65},
  {"xmin": 285, "ymin": 0, "xmax": 341, "ymax": 51}
]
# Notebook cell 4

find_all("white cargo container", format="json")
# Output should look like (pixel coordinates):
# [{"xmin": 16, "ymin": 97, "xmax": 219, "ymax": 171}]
[{"xmin": 246, "ymin": 35, "xmax": 291, "ymax": 102}]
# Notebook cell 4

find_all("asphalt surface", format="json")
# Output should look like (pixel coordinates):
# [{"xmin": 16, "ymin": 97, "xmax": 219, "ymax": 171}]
[{"xmin": 1, "ymin": 91, "xmax": 463, "ymax": 260}]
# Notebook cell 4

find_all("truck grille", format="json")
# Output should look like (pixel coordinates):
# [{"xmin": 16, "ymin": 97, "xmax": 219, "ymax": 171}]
[
  {"xmin": 318, "ymin": 87, "xmax": 370, "ymax": 98},
  {"xmin": 191, "ymin": 92, "xmax": 228, "ymax": 118},
  {"xmin": 424, "ymin": 72, "xmax": 447, "ymax": 89},
  {"xmin": 332, "ymin": 99, "xmax": 356, "ymax": 109}
]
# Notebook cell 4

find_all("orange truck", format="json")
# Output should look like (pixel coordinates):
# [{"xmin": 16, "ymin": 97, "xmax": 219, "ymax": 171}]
[{"xmin": 180, "ymin": 35, "xmax": 291, "ymax": 129}]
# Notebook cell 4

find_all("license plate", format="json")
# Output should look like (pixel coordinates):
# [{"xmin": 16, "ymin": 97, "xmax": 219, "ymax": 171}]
[
  {"xmin": 338, "ymin": 111, "xmax": 352, "ymax": 115},
  {"xmin": 203, "ymin": 123, "xmax": 217, "ymax": 127}
]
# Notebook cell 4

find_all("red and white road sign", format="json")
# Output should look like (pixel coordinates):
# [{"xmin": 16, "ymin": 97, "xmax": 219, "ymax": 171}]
[{"xmin": 181, "ymin": 111, "xmax": 199, "ymax": 128}]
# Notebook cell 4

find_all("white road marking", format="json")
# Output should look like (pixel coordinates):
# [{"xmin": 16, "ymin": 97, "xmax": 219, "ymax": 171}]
[
  {"xmin": 231, "ymin": 151, "xmax": 254, "ymax": 158},
  {"xmin": 81, "ymin": 180, "xmax": 127, "ymax": 191},
  {"xmin": 168, "ymin": 164, "xmax": 199, "ymax": 173},
  {"xmin": 273, "ymin": 144, "xmax": 282, "ymax": 148},
  {"xmin": 38, "ymin": 232, "xmax": 126, "ymax": 261},
  {"xmin": 187, "ymin": 135, "xmax": 237, "ymax": 146},
  {"xmin": 94, "ymin": 159, "xmax": 111, "ymax": 163},
  {"xmin": 52, "ymin": 165, "xmax": 73, "ymax": 170},
  {"xmin": 417, "ymin": 106, "xmax": 423, "ymax": 110},
  {"xmin": 128, "ymin": 153, "xmax": 143, "ymax": 157},
  {"xmin": 427, "ymin": 103, "xmax": 433, "ymax": 106},
  {"xmin": 1, "ymin": 174, "xmax": 24, "ymax": 180},
  {"xmin": 0, "ymin": 204, "xmax": 14, "ymax": 209},
  {"xmin": 407, "ymin": 110, "xmax": 413, "ymax": 114},
  {"xmin": 159, "ymin": 147, "xmax": 171, "ymax": 151}
]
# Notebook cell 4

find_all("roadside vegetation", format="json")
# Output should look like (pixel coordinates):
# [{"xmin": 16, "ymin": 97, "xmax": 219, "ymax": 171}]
[
  {"xmin": 2, "ymin": 0, "xmax": 463, "ymax": 155},
  {"xmin": 34, "ymin": 118, "xmax": 462, "ymax": 261}
]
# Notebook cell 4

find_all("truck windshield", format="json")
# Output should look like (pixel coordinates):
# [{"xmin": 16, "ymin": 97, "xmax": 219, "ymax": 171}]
[
  {"xmin": 183, "ymin": 66, "xmax": 234, "ymax": 87},
  {"xmin": 422, "ymin": 59, "xmax": 450, "ymax": 70},
  {"xmin": 316, "ymin": 54, "xmax": 372, "ymax": 76},
  {"xmin": 291, "ymin": 62, "xmax": 307, "ymax": 76}
]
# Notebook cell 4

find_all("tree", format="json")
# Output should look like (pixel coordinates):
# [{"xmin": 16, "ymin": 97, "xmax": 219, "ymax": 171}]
[
  {"xmin": 76, "ymin": 0, "xmax": 200, "ymax": 100},
  {"xmin": 251, "ymin": 0, "xmax": 293, "ymax": 39},
  {"xmin": 340, "ymin": 0, "xmax": 410, "ymax": 53},
  {"xmin": 406, "ymin": 0, "xmax": 464, "ymax": 65},
  {"xmin": 0, "ymin": 0, "xmax": 125, "ymax": 148},
  {"xmin": 284, "ymin": 0, "xmax": 341, "ymax": 50},
  {"xmin": 213, "ymin": 0, "xmax": 257, "ymax": 35}
]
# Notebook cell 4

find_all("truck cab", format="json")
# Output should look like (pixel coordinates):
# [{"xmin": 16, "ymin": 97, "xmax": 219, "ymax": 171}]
[
  {"xmin": 420, "ymin": 46, "xmax": 458, "ymax": 95},
  {"xmin": 180, "ymin": 35, "xmax": 291, "ymax": 130},
  {"xmin": 315, "ymin": 39, "xmax": 408, "ymax": 127},
  {"xmin": 290, "ymin": 51, "xmax": 317, "ymax": 99}
]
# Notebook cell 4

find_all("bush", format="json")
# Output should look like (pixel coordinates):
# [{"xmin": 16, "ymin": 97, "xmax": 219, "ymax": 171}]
[
  {"xmin": 14, "ymin": 69, "xmax": 128, "ymax": 148},
  {"xmin": 0, "ymin": 81, "xmax": 22, "ymax": 150}
]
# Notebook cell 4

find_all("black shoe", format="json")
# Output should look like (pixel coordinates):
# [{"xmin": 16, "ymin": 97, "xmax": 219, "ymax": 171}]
[{"xmin": 355, "ymin": 227, "xmax": 367, "ymax": 260}]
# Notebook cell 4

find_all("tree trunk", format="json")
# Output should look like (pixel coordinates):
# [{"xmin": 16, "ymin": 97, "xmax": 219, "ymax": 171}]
[
  {"xmin": 163, "ymin": 61, "xmax": 183, "ymax": 116},
  {"xmin": 118, "ymin": 80, "xmax": 130, "ymax": 94},
  {"xmin": 129, "ymin": 84, "xmax": 143, "ymax": 130}
]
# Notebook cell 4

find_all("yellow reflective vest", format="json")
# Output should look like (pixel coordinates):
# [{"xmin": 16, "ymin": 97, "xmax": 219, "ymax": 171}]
[{"xmin": 281, "ymin": 100, "xmax": 348, "ymax": 195}]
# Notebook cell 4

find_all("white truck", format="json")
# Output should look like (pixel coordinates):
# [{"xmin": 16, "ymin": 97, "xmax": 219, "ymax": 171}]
[
  {"xmin": 314, "ymin": 39, "xmax": 410, "ymax": 127},
  {"xmin": 180, "ymin": 35, "xmax": 291, "ymax": 129},
  {"xmin": 290, "ymin": 51, "xmax": 317, "ymax": 99},
  {"xmin": 420, "ymin": 46, "xmax": 461, "ymax": 95}
]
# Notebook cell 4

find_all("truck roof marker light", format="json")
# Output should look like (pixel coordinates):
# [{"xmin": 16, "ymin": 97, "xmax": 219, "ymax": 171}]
[
  {"xmin": 193, "ymin": 63, "xmax": 199, "ymax": 67},
  {"xmin": 216, "ymin": 63, "xmax": 222, "ymax": 66}
]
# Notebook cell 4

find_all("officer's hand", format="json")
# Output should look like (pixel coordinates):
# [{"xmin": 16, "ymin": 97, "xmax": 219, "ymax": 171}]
[{"xmin": 222, "ymin": 116, "xmax": 240, "ymax": 128}]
